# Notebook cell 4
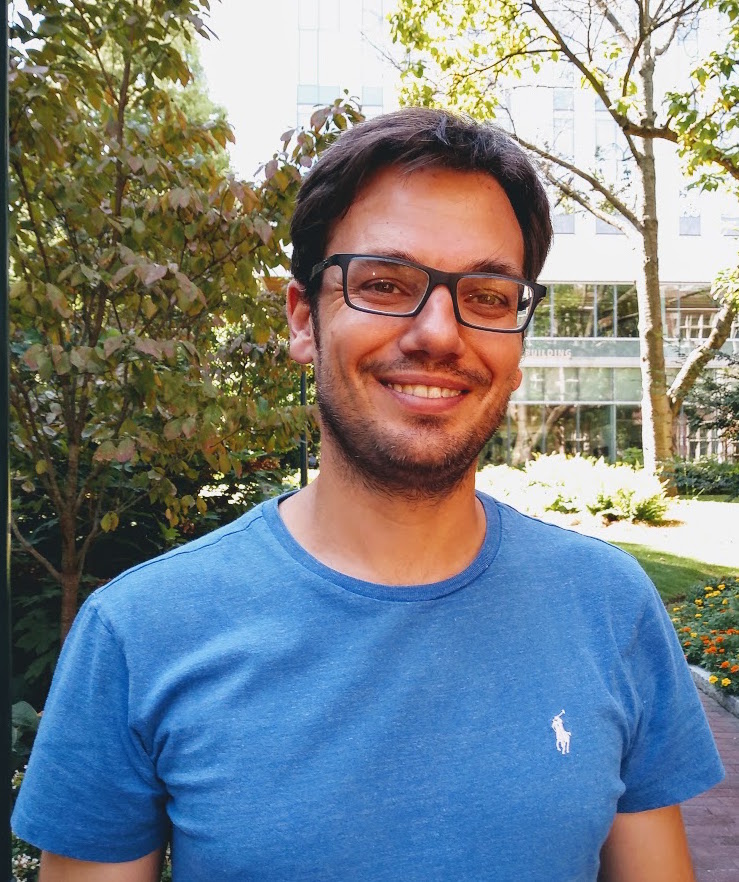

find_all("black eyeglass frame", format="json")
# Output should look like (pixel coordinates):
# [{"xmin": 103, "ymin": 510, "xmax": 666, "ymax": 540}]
[{"xmin": 309, "ymin": 253, "xmax": 547, "ymax": 334}]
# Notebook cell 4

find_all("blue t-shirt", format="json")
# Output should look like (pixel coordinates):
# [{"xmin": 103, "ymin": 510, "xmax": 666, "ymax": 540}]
[{"xmin": 13, "ymin": 493, "xmax": 724, "ymax": 880}]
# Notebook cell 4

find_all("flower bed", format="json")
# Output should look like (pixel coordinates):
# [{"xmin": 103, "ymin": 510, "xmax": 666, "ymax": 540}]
[{"xmin": 670, "ymin": 577, "xmax": 739, "ymax": 697}]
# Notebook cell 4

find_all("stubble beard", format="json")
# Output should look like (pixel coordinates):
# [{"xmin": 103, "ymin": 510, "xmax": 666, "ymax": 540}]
[{"xmin": 314, "ymin": 354, "xmax": 516, "ymax": 502}]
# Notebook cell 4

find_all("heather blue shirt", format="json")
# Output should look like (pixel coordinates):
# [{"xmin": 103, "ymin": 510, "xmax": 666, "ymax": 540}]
[{"xmin": 13, "ymin": 493, "xmax": 723, "ymax": 880}]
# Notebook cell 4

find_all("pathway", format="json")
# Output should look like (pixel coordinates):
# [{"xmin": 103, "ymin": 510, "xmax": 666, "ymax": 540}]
[{"xmin": 683, "ymin": 693, "xmax": 739, "ymax": 881}]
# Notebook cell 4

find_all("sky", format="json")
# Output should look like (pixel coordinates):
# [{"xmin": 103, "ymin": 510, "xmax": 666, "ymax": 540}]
[{"xmin": 196, "ymin": 2, "xmax": 301, "ymax": 180}]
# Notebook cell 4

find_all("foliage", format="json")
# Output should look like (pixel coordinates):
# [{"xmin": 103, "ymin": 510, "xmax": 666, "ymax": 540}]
[
  {"xmin": 616, "ymin": 543, "xmax": 731, "ymax": 602},
  {"xmin": 390, "ymin": 0, "xmax": 739, "ymax": 473},
  {"xmin": 673, "ymin": 457, "xmax": 739, "ymax": 499},
  {"xmin": 684, "ymin": 354, "xmax": 739, "ymax": 441},
  {"xmin": 671, "ymin": 578, "xmax": 739, "ymax": 696},
  {"xmin": 9, "ymin": 0, "xmax": 363, "ymax": 640},
  {"xmin": 476, "ymin": 454, "xmax": 669, "ymax": 523},
  {"xmin": 665, "ymin": 0, "xmax": 739, "ymax": 189}
]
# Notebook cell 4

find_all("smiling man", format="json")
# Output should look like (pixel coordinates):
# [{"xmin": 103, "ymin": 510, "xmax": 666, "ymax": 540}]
[{"xmin": 14, "ymin": 108, "xmax": 723, "ymax": 881}]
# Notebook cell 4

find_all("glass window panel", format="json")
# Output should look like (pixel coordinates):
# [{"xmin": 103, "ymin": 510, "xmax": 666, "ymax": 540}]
[
  {"xmin": 553, "ymin": 88, "xmax": 574, "ymax": 112},
  {"xmin": 679, "ymin": 215, "xmax": 701, "ymax": 236},
  {"xmin": 553, "ymin": 115, "xmax": 574, "ymax": 160},
  {"xmin": 544, "ymin": 405, "xmax": 577, "ymax": 456},
  {"xmin": 544, "ymin": 367, "xmax": 579, "ymax": 403},
  {"xmin": 298, "ymin": 31, "xmax": 318, "ymax": 82},
  {"xmin": 678, "ymin": 285, "xmax": 715, "ymax": 340},
  {"xmin": 595, "ymin": 217, "xmax": 624, "ymax": 235},
  {"xmin": 615, "ymin": 405, "xmax": 643, "ymax": 461},
  {"xmin": 531, "ymin": 293, "xmax": 551, "ymax": 336},
  {"xmin": 552, "ymin": 213, "xmax": 575, "ymax": 234},
  {"xmin": 615, "ymin": 284, "xmax": 639, "ymax": 337},
  {"xmin": 319, "ymin": 0, "xmax": 340, "ymax": 29},
  {"xmin": 596, "ymin": 284, "xmax": 615, "ymax": 337},
  {"xmin": 663, "ymin": 284, "xmax": 681, "ymax": 339},
  {"xmin": 579, "ymin": 368, "xmax": 613, "ymax": 402},
  {"xmin": 508, "ymin": 404, "xmax": 544, "ymax": 465},
  {"xmin": 517, "ymin": 367, "xmax": 545, "ymax": 401},
  {"xmin": 552, "ymin": 283, "xmax": 595, "ymax": 337},
  {"xmin": 299, "ymin": 0, "xmax": 319, "ymax": 28},
  {"xmin": 579, "ymin": 405, "xmax": 612, "ymax": 459},
  {"xmin": 614, "ymin": 368, "xmax": 641, "ymax": 402}
]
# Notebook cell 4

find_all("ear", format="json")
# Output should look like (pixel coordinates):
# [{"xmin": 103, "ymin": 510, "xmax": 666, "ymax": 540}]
[
  {"xmin": 286, "ymin": 279, "xmax": 316, "ymax": 365},
  {"xmin": 512, "ymin": 366, "xmax": 523, "ymax": 392}
]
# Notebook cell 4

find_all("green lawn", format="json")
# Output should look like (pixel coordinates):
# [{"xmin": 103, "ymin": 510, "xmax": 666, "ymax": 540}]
[{"xmin": 614, "ymin": 543, "xmax": 732, "ymax": 603}]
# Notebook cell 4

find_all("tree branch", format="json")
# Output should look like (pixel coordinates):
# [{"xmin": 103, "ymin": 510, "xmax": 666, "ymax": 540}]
[
  {"xmin": 510, "ymin": 131, "xmax": 643, "ymax": 230},
  {"xmin": 668, "ymin": 300, "xmax": 738, "ymax": 415},
  {"xmin": 11, "ymin": 517, "xmax": 62, "ymax": 583}
]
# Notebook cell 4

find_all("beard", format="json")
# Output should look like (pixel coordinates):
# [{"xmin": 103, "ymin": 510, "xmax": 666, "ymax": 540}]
[{"xmin": 314, "ymin": 354, "xmax": 515, "ymax": 501}]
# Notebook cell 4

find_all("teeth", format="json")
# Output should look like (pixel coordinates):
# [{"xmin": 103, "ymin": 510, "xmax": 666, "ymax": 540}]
[{"xmin": 387, "ymin": 383, "xmax": 462, "ymax": 399}]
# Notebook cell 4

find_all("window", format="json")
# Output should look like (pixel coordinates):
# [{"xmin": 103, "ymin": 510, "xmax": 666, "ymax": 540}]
[
  {"xmin": 552, "ymin": 284, "xmax": 594, "ymax": 336},
  {"xmin": 552, "ymin": 213, "xmax": 575, "ymax": 234},
  {"xmin": 299, "ymin": 0, "xmax": 319, "ymax": 28},
  {"xmin": 595, "ymin": 217, "xmax": 624, "ymax": 235},
  {"xmin": 679, "ymin": 188, "xmax": 700, "ymax": 236},
  {"xmin": 298, "ymin": 30, "xmax": 318, "ymax": 82},
  {"xmin": 722, "ymin": 214, "xmax": 739, "ymax": 237},
  {"xmin": 614, "ymin": 284, "xmax": 639, "ymax": 337}
]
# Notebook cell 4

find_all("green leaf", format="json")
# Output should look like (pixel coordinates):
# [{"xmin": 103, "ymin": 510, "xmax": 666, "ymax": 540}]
[{"xmin": 100, "ymin": 511, "xmax": 120, "ymax": 532}]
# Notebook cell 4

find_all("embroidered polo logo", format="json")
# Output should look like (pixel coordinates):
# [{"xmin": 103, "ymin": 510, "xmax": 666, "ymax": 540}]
[{"xmin": 551, "ymin": 710, "xmax": 571, "ymax": 754}]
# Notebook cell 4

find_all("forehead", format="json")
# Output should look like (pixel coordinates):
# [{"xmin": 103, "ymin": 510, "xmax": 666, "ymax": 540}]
[{"xmin": 325, "ymin": 165, "xmax": 525, "ymax": 274}]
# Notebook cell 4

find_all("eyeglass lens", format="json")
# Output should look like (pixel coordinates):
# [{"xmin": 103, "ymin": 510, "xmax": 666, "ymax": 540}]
[{"xmin": 345, "ymin": 257, "xmax": 533, "ymax": 330}]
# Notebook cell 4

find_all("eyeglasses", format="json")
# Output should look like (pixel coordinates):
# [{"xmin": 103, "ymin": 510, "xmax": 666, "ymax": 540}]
[{"xmin": 309, "ymin": 254, "xmax": 547, "ymax": 333}]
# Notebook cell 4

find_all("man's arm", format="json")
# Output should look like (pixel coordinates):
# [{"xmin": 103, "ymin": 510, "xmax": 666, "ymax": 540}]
[
  {"xmin": 598, "ymin": 805, "xmax": 695, "ymax": 882},
  {"xmin": 39, "ymin": 848, "xmax": 163, "ymax": 882}
]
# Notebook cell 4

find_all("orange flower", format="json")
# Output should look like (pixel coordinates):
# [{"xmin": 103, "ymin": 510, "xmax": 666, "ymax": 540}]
[
  {"xmin": 721, "ymin": 661, "xmax": 730, "ymax": 669},
  {"xmin": 731, "ymin": 665, "xmax": 739, "ymax": 674}
]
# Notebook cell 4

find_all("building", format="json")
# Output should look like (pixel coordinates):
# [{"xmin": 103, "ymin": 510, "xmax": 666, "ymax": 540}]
[{"xmin": 293, "ymin": 0, "xmax": 739, "ymax": 463}]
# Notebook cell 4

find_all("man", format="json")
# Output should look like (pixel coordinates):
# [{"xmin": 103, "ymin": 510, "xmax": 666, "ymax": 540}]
[{"xmin": 13, "ymin": 108, "xmax": 723, "ymax": 881}]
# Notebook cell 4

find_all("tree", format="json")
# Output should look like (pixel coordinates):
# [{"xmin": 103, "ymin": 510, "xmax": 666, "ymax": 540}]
[
  {"xmin": 9, "ymin": 0, "xmax": 362, "ymax": 642},
  {"xmin": 390, "ymin": 0, "xmax": 738, "ymax": 475}
]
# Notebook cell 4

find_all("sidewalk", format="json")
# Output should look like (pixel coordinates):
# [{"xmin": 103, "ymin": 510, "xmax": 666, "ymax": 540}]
[{"xmin": 683, "ymin": 693, "xmax": 739, "ymax": 881}]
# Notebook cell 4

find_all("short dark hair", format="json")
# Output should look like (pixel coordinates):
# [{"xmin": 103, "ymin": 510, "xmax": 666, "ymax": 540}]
[{"xmin": 290, "ymin": 107, "xmax": 552, "ymax": 305}]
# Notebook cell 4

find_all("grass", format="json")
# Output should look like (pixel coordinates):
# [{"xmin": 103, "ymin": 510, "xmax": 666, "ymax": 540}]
[{"xmin": 614, "ymin": 542, "xmax": 733, "ymax": 603}]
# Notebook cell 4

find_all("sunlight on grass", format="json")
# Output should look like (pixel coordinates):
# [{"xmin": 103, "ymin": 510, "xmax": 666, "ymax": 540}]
[{"xmin": 615, "ymin": 543, "xmax": 734, "ymax": 603}]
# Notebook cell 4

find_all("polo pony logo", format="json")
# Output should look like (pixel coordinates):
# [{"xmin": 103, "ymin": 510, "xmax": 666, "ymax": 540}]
[{"xmin": 551, "ymin": 710, "xmax": 571, "ymax": 754}]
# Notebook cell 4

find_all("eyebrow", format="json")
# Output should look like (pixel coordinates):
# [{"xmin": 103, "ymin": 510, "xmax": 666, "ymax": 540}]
[{"xmin": 372, "ymin": 249, "xmax": 523, "ymax": 279}]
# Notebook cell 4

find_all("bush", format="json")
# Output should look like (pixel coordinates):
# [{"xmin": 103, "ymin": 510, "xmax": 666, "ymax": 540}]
[
  {"xmin": 673, "ymin": 458, "xmax": 739, "ymax": 499},
  {"xmin": 670, "ymin": 577, "xmax": 739, "ymax": 697},
  {"xmin": 476, "ymin": 454, "xmax": 669, "ymax": 524}
]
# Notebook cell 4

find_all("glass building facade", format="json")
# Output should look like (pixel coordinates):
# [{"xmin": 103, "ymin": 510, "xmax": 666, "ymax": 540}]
[{"xmin": 488, "ymin": 282, "xmax": 739, "ymax": 465}]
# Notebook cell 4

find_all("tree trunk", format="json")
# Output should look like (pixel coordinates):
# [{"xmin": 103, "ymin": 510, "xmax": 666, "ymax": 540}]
[
  {"xmin": 636, "ymin": 39, "xmax": 673, "ymax": 477},
  {"xmin": 59, "ymin": 511, "xmax": 80, "ymax": 642}
]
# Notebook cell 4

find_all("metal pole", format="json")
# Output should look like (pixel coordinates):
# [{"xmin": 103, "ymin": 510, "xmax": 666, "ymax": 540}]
[
  {"xmin": 1, "ymin": 0, "xmax": 13, "ymax": 876},
  {"xmin": 299, "ymin": 368, "xmax": 308, "ymax": 488}
]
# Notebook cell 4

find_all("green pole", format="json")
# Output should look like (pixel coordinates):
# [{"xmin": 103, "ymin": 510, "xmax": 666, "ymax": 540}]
[{"xmin": 1, "ymin": 0, "xmax": 13, "ymax": 878}]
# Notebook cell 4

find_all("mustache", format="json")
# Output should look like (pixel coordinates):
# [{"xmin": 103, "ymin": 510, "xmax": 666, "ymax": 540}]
[{"xmin": 358, "ymin": 357, "xmax": 492, "ymax": 387}]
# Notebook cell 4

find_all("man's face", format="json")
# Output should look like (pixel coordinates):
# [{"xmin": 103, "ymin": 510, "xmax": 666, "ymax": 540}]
[{"xmin": 287, "ymin": 165, "xmax": 525, "ymax": 497}]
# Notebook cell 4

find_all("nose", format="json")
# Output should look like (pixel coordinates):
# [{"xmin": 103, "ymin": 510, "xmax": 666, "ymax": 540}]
[{"xmin": 397, "ymin": 285, "xmax": 465, "ymax": 359}]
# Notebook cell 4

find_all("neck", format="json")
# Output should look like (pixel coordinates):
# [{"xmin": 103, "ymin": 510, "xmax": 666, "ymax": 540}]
[{"xmin": 278, "ymin": 449, "xmax": 486, "ymax": 586}]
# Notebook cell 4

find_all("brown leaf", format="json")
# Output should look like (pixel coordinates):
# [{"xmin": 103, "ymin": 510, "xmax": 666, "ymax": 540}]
[{"xmin": 135, "ymin": 263, "xmax": 168, "ymax": 286}]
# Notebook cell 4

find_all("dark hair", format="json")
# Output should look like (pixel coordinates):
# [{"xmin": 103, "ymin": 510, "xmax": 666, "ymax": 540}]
[{"xmin": 290, "ymin": 107, "xmax": 552, "ymax": 304}]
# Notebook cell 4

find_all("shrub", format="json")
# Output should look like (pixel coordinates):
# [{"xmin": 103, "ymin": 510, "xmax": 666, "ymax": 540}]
[
  {"xmin": 673, "ymin": 458, "xmax": 739, "ymax": 499},
  {"xmin": 476, "ymin": 454, "xmax": 669, "ymax": 524},
  {"xmin": 670, "ymin": 577, "xmax": 739, "ymax": 697}
]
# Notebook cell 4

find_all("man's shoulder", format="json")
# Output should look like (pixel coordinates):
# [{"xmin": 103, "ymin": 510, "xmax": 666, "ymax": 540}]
[
  {"xmin": 482, "ymin": 492, "xmax": 653, "ymax": 592},
  {"xmin": 87, "ymin": 498, "xmax": 277, "ymax": 622}
]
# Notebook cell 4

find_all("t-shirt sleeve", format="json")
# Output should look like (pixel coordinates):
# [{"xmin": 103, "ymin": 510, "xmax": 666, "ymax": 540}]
[
  {"xmin": 11, "ymin": 594, "xmax": 169, "ymax": 861},
  {"xmin": 617, "ymin": 582, "xmax": 725, "ymax": 812}
]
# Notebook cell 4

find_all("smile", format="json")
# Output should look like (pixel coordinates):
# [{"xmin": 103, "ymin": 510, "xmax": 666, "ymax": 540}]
[{"xmin": 385, "ymin": 383, "xmax": 463, "ymax": 399}]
